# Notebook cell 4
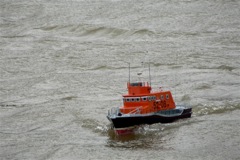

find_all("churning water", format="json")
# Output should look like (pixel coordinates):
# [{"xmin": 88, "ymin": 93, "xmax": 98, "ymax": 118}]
[{"xmin": 0, "ymin": 0, "xmax": 240, "ymax": 159}]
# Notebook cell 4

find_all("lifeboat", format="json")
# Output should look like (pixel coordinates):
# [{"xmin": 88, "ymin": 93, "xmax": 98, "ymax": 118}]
[{"xmin": 107, "ymin": 65, "xmax": 192, "ymax": 135}]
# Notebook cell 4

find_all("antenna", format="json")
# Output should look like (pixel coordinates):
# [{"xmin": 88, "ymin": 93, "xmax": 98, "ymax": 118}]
[
  {"xmin": 149, "ymin": 61, "xmax": 151, "ymax": 86},
  {"xmin": 128, "ymin": 62, "xmax": 130, "ymax": 83}
]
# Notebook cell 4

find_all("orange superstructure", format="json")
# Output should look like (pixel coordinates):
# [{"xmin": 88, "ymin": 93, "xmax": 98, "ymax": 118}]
[{"xmin": 120, "ymin": 82, "xmax": 176, "ymax": 114}]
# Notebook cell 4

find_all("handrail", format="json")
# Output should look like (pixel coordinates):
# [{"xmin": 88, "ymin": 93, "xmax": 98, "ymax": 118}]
[
  {"xmin": 108, "ymin": 105, "xmax": 154, "ymax": 116},
  {"xmin": 108, "ymin": 107, "xmax": 119, "ymax": 116},
  {"xmin": 127, "ymin": 106, "xmax": 142, "ymax": 114}
]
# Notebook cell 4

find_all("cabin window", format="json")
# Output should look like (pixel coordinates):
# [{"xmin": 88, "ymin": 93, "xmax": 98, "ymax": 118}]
[
  {"xmin": 136, "ymin": 98, "xmax": 140, "ymax": 102},
  {"xmin": 130, "ymin": 82, "xmax": 142, "ymax": 86},
  {"xmin": 161, "ymin": 95, "xmax": 164, "ymax": 100},
  {"xmin": 131, "ymin": 98, "xmax": 135, "ymax": 102},
  {"xmin": 147, "ymin": 96, "xmax": 156, "ymax": 101},
  {"xmin": 166, "ymin": 94, "xmax": 169, "ymax": 99},
  {"xmin": 142, "ymin": 97, "xmax": 147, "ymax": 101},
  {"xmin": 126, "ymin": 98, "xmax": 130, "ymax": 102},
  {"xmin": 148, "ymin": 96, "xmax": 152, "ymax": 101}
]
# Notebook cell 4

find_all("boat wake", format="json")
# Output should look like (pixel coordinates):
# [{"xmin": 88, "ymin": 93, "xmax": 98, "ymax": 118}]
[{"xmin": 192, "ymin": 103, "xmax": 240, "ymax": 116}]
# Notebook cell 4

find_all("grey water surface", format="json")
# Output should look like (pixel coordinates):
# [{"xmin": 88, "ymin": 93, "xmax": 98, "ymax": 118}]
[{"xmin": 1, "ymin": 0, "xmax": 240, "ymax": 159}]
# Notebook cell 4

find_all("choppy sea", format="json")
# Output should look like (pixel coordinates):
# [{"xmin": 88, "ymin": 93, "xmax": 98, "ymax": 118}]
[{"xmin": 1, "ymin": 0, "xmax": 240, "ymax": 159}]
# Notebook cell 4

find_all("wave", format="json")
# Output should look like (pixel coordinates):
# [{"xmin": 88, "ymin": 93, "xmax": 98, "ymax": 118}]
[
  {"xmin": 80, "ymin": 26, "xmax": 128, "ymax": 37},
  {"xmin": 194, "ymin": 65, "xmax": 236, "ymax": 72},
  {"xmin": 0, "ymin": 104, "xmax": 18, "ymax": 108},
  {"xmin": 36, "ymin": 24, "xmax": 155, "ymax": 39},
  {"xmin": 88, "ymin": 65, "xmax": 113, "ymax": 71},
  {"xmin": 81, "ymin": 26, "xmax": 155, "ymax": 39},
  {"xmin": 87, "ymin": 65, "xmax": 138, "ymax": 71},
  {"xmin": 60, "ymin": 96, "xmax": 77, "ymax": 101},
  {"xmin": 80, "ymin": 118, "xmax": 110, "ymax": 136},
  {"xmin": 132, "ymin": 29, "xmax": 155, "ymax": 35},
  {"xmin": 194, "ymin": 83, "xmax": 212, "ymax": 90},
  {"xmin": 216, "ymin": 65, "xmax": 235, "ymax": 71},
  {"xmin": 36, "ymin": 25, "xmax": 69, "ymax": 31},
  {"xmin": 40, "ymin": 25, "xmax": 58, "ymax": 31},
  {"xmin": 192, "ymin": 103, "xmax": 240, "ymax": 116}
]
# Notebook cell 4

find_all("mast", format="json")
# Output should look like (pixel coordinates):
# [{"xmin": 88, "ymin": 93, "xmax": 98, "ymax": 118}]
[
  {"xmin": 149, "ymin": 61, "xmax": 151, "ymax": 86},
  {"xmin": 128, "ymin": 62, "xmax": 130, "ymax": 83}
]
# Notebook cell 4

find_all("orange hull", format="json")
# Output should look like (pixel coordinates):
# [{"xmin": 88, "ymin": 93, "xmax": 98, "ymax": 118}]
[{"xmin": 114, "ymin": 126, "xmax": 137, "ymax": 135}]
